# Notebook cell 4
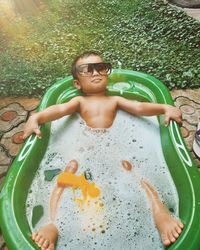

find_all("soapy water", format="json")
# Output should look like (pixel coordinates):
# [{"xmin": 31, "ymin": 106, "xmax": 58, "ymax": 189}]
[{"xmin": 26, "ymin": 111, "xmax": 179, "ymax": 250}]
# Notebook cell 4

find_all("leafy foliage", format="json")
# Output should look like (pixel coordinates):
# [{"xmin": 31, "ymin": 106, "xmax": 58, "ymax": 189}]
[{"xmin": 0, "ymin": 0, "xmax": 200, "ymax": 96}]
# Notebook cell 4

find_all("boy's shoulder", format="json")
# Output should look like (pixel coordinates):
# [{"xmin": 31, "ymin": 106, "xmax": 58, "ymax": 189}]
[{"xmin": 72, "ymin": 95, "xmax": 84, "ymax": 101}]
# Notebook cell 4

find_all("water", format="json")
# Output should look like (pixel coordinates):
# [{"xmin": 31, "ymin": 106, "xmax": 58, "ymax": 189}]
[{"xmin": 26, "ymin": 111, "xmax": 179, "ymax": 250}]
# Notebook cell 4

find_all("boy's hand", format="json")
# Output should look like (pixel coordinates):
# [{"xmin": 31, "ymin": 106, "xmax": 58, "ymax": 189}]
[
  {"xmin": 22, "ymin": 115, "xmax": 42, "ymax": 140},
  {"xmin": 164, "ymin": 106, "xmax": 182, "ymax": 127}
]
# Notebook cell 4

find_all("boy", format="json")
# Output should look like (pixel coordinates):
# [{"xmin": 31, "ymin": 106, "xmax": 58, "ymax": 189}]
[{"xmin": 23, "ymin": 51, "xmax": 183, "ymax": 250}]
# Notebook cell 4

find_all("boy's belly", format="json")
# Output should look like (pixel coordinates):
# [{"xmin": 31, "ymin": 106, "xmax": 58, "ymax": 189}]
[{"xmin": 79, "ymin": 112, "xmax": 116, "ymax": 129}]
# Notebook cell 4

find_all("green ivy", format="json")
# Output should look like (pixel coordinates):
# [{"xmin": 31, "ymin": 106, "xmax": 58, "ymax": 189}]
[{"xmin": 0, "ymin": 0, "xmax": 200, "ymax": 96}]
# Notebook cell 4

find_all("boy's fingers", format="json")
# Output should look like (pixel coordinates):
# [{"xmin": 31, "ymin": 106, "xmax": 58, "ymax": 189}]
[
  {"xmin": 22, "ymin": 128, "xmax": 42, "ymax": 140},
  {"xmin": 22, "ymin": 132, "xmax": 28, "ymax": 140},
  {"xmin": 164, "ymin": 116, "xmax": 170, "ymax": 127},
  {"xmin": 177, "ymin": 118, "xmax": 182, "ymax": 126},
  {"xmin": 179, "ymin": 116, "xmax": 183, "ymax": 126},
  {"xmin": 19, "ymin": 134, "xmax": 24, "ymax": 141},
  {"xmin": 33, "ymin": 128, "xmax": 42, "ymax": 139}
]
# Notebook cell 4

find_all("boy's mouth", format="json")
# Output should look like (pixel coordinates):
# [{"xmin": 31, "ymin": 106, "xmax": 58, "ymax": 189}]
[{"xmin": 91, "ymin": 78, "xmax": 102, "ymax": 83}]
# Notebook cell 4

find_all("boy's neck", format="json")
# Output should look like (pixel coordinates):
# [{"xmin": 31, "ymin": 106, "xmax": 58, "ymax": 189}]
[{"xmin": 84, "ymin": 91, "xmax": 106, "ymax": 96}]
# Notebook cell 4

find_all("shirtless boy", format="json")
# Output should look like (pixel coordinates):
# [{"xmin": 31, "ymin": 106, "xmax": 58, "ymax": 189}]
[{"xmin": 23, "ymin": 51, "xmax": 184, "ymax": 250}]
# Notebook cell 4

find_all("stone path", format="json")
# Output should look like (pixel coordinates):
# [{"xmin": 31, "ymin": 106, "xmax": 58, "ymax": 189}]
[
  {"xmin": 0, "ymin": 90, "xmax": 200, "ymax": 248},
  {"xmin": 184, "ymin": 7, "xmax": 200, "ymax": 20},
  {"xmin": 168, "ymin": 0, "xmax": 200, "ymax": 9},
  {"xmin": 167, "ymin": 0, "xmax": 200, "ymax": 20}
]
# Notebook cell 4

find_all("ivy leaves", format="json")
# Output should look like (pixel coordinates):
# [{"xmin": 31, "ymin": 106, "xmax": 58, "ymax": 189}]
[{"xmin": 0, "ymin": 0, "xmax": 200, "ymax": 96}]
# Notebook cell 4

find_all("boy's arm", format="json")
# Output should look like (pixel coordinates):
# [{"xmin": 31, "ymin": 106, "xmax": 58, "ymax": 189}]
[
  {"xmin": 23, "ymin": 96, "xmax": 81, "ymax": 139},
  {"xmin": 116, "ymin": 96, "xmax": 182, "ymax": 126}
]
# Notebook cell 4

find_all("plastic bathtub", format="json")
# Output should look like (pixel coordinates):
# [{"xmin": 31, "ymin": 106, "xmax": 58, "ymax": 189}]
[{"xmin": 0, "ymin": 69, "xmax": 200, "ymax": 250}]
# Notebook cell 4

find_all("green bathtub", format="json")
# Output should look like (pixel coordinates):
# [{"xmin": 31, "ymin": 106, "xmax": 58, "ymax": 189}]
[{"xmin": 1, "ymin": 69, "xmax": 200, "ymax": 250}]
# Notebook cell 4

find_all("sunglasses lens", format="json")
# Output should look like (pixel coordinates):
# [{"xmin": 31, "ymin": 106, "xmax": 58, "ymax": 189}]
[
  {"xmin": 88, "ymin": 64, "xmax": 94, "ymax": 74},
  {"xmin": 77, "ymin": 65, "xmax": 89, "ymax": 75},
  {"xmin": 95, "ymin": 63, "xmax": 111, "ymax": 75}
]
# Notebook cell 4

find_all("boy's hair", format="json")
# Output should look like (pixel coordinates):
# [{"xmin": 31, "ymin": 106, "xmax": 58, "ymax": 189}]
[{"xmin": 71, "ymin": 51, "xmax": 102, "ymax": 80}]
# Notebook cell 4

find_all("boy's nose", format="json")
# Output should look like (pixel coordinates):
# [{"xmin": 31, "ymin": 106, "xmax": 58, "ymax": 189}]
[{"xmin": 92, "ymin": 68, "xmax": 100, "ymax": 76}]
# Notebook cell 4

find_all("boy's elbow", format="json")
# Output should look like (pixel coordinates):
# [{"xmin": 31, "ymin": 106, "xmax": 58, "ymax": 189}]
[
  {"xmin": 57, "ymin": 104, "xmax": 69, "ymax": 116},
  {"xmin": 131, "ymin": 104, "xmax": 143, "ymax": 116}
]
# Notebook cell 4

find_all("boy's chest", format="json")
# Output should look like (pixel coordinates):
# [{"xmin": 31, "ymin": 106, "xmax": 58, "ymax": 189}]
[{"xmin": 79, "ymin": 98, "xmax": 117, "ymax": 116}]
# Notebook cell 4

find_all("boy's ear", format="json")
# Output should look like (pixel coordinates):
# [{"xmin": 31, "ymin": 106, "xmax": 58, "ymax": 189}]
[{"xmin": 74, "ymin": 79, "xmax": 81, "ymax": 89}]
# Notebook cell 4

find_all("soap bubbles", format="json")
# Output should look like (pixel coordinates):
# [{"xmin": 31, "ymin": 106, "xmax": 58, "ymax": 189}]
[{"xmin": 26, "ymin": 111, "xmax": 178, "ymax": 250}]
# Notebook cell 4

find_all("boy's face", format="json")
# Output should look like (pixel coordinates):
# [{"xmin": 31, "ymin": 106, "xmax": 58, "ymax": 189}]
[{"xmin": 73, "ymin": 55, "xmax": 110, "ymax": 95}]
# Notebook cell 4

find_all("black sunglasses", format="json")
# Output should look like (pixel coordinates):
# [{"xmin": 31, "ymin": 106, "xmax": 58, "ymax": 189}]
[{"xmin": 76, "ymin": 62, "xmax": 112, "ymax": 77}]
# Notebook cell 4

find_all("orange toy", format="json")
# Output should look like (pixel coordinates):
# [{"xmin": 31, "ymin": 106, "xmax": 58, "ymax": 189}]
[{"xmin": 57, "ymin": 172, "xmax": 100, "ymax": 202}]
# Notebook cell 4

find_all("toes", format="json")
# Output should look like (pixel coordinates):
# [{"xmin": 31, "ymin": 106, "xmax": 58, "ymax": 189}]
[
  {"xmin": 172, "ymin": 229, "xmax": 179, "ymax": 239},
  {"xmin": 38, "ymin": 237, "xmax": 45, "ymax": 247},
  {"xmin": 163, "ymin": 239, "xmax": 171, "ymax": 246},
  {"xmin": 32, "ymin": 232, "xmax": 38, "ymax": 240},
  {"xmin": 168, "ymin": 232, "xmax": 176, "ymax": 243},
  {"xmin": 47, "ymin": 243, "xmax": 55, "ymax": 250},
  {"xmin": 175, "ymin": 225, "xmax": 182, "ymax": 234},
  {"xmin": 35, "ymin": 234, "xmax": 42, "ymax": 243},
  {"xmin": 161, "ymin": 231, "xmax": 178, "ymax": 247},
  {"xmin": 161, "ymin": 234, "xmax": 171, "ymax": 246},
  {"xmin": 41, "ymin": 239, "xmax": 50, "ymax": 250},
  {"xmin": 178, "ymin": 221, "xmax": 184, "ymax": 229}
]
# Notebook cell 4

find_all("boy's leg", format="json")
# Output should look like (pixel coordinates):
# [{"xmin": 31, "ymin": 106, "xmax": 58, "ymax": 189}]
[
  {"xmin": 50, "ymin": 159, "xmax": 78, "ymax": 222},
  {"xmin": 121, "ymin": 160, "xmax": 184, "ymax": 246},
  {"xmin": 141, "ymin": 180, "xmax": 184, "ymax": 247},
  {"xmin": 32, "ymin": 160, "xmax": 78, "ymax": 250}
]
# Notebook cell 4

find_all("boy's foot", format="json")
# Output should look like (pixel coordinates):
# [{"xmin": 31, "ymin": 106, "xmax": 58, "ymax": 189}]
[
  {"xmin": 141, "ymin": 180, "xmax": 184, "ymax": 246},
  {"xmin": 32, "ymin": 223, "xmax": 58, "ymax": 250}
]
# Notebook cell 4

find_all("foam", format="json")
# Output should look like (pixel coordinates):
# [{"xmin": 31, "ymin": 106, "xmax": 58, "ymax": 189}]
[{"xmin": 26, "ymin": 111, "xmax": 179, "ymax": 250}]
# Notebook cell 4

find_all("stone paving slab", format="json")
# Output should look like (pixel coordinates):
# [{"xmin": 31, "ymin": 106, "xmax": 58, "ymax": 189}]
[
  {"xmin": 0, "ymin": 103, "xmax": 27, "ymax": 132},
  {"xmin": 0, "ymin": 90, "xmax": 200, "ymax": 248},
  {"xmin": 168, "ymin": 0, "xmax": 200, "ymax": 9},
  {"xmin": 0, "ymin": 97, "xmax": 39, "ymax": 110},
  {"xmin": 167, "ymin": 0, "xmax": 200, "ymax": 21},
  {"xmin": 184, "ymin": 8, "xmax": 200, "ymax": 20}
]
